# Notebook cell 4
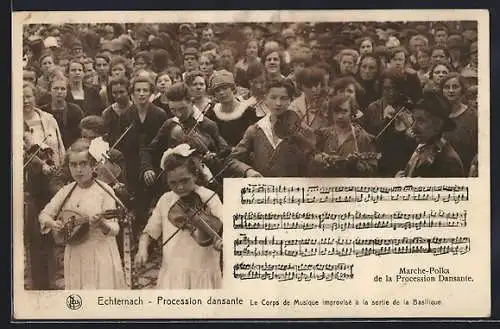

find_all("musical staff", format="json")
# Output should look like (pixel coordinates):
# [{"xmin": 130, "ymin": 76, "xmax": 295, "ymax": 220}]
[
  {"xmin": 233, "ymin": 210, "xmax": 467, "ymax": 231},
  {"xmin": 240, "ymin": 184, "xmax": 469, "ymax": 205},
  {"xmin": 233, "ymin": 262, "xmax": 355, "ymax": 282},
  {"xmin": 233, "ymin": 235, "xmax": 471, "ymax": 257}
]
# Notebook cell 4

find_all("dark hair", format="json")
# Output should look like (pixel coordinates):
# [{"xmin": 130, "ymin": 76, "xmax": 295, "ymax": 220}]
[
  {"xmin": 430, "ymin": 45, "xmax": 450, "ymax": 61},
  {"xmin": 166, "ymin": 66, "xmax": 183, "ymax": 82},
  {"xmin": 332, "ymin": 76, "xmax": 365, "ymax": 97},
  {"xmin": 246, "ymin": 61, "xmax": 265, "ymax": 81},
  {"xmin": 162, "ymin": 153, "xmax": 205, "ymax": 185},
  {"xmin": 109, "ymin": 55, "xmax": 131, "ymax": 78},
  {"xmin": 79, "ymin": 115, "xmax": 106, "ymax": 136},
  {"xmin": 326, "ymin": 94, "xmax": 355, "ymax": 123},
  {"xmin": 265, "ymin": 78, "xmax": 295, "ymax": 98},
  {"xmin": 165, "ymin": 82, "xmax": 190, "ymax": 101},
  {"xmin": 357, "ymin": 53, "xmax": 383, "ymax": 78},
  {"xmin": 439, "ymin": 72, "xmax": 468, "ymax": 96},
  {"xmin": 130, "ymin": 75, "xmax": 154, "ymax": 94},
  {"xmin": 295, "ymin": 67, "xmax": 326, "ymax": 88},
  {"xmin": 108, "ymin": 76, "xmax": 130, "ymax": 91},
  {"xmin": 184, "ymin": 70, "xmax": 205, "ymax": 86},
  {"xmin": 261, "ymin": 48, "xmax": 287, "ymax": 74},
  {"xmin": 134, "ymin": 51, "xmax": 152, "ymax": 66},
  {"xmin": 94, "ymin": 52, "xmax": 111, "ymax": 64},
  {"xmin": 429, "ymin": 60, "xmax": 454, "ymax": 80},
  {"xmin": 388, "ymin": 46, "xmax": 409, "ymax": 61}
]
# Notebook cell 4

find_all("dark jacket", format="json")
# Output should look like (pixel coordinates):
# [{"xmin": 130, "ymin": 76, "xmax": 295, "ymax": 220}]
[
  {"xmin": 141, "ymin": 115, "xmax": 230, "ymax": 175},
  {"xmin": 40, "ymin": 102, "xmax": 84, "ymax": 148},
  {"xmin": 66, "ymin": 86, "xmax": 105, "ymax": 116},
  {"xmin": 404, "ymin": 138, "xmax": 464, "ymax": 177}
]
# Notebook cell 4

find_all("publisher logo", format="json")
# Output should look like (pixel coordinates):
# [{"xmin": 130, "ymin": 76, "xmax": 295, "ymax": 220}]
[{"xmin": 66, "ymin": 294, "xmax": 82, "ymax": 310}]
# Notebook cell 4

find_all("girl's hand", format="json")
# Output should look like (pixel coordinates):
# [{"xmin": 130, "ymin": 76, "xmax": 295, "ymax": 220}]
[
  {"xmin": 48, "ymin": 219, "xmax": 63, "ymax": 231},
  {"xmin": 89, "ymin": 213, "xmax": 104, "ymax": 225},
  {"xmin": 134, "ymin": 248, "xmax": 149, "ymax": 269}
]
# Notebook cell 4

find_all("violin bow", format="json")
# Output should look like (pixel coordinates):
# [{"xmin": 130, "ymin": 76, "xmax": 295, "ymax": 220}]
[
  {"xmin": 185, "ymin": 100, "xmax": 213, "ymax": 136},
  {"xmin": 111, "ymin": 122, "xmax": 134, "ymax": 151}
]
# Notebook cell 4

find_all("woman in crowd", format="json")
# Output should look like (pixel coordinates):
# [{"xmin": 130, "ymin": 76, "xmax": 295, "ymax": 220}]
[
  {"xmin": 205, "ymin": 70, "xmax": 258, "ymax": 146},
  {"xmin": 261, "ymin": 47, "xmax": 287, "ymax": 81},
  {"xmin": 355, "ymin": 53, "xmax": 383, "ymax": 110},
  {"xmin": 425, "ymin": 61, "xmax": 453, "ymax": 92},
  {"xmin": 23, "ymin": 81, "xmax": 65, "ymax": 167},
  {"xmin": 199, "ymin": 52, "xmax": 218, "ymax": 82},
  {"xmin": 151, "ymin": 71, "xmax": 174, "ymax": 117},
  {"xmin": 65, "ymin": 58, "xmax": 105, "ymax": 116},
  {"xmin": 40, "ymin": 74, "xmax": 84, "ymax": 148},
  {"xmin": 120, "ymin": 75, "xmax": 168, "ymax": 237},
  {"xmin": 185, "ymin": 70, "xmax": 214, "ymax": 115},
  {"xmin": 440, "ymin": 72, "xmax": 478, "ymax": 172}
]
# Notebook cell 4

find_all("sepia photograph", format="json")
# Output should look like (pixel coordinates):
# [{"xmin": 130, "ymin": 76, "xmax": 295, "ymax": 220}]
[{"xmin": 12, "ymin": 9, "xmax": 490, "ymax": 320}]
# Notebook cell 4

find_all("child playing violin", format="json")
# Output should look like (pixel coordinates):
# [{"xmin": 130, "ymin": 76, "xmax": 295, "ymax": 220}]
[
  {"xmin": 311, "ymin": 94, "xmax": 379, "ymax": 177},
  {"xmin": 134, "ymin": 144, "xmax": 223, "ymax": 289},
  {"xmin": 39, "ymin": 138, "xmax": 126, "ymax": 289}
]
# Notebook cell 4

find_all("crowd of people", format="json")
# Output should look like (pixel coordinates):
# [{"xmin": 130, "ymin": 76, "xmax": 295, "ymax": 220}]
[{"xmin": 22, "ymin": 20, "xmax": 479, "ymax": 290}]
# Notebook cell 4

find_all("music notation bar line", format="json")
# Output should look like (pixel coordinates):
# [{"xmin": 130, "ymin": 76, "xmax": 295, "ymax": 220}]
[
  {"xmin": 233, "ymin": 235, "xmax": 471, "ymax": 257},
  {"xmin": 233, "ymin": 210, "xmax": 467, "ymax": 231},
  {"xmin": 240, "ymin": 184, "xmax": 469, "ymax": 205}
]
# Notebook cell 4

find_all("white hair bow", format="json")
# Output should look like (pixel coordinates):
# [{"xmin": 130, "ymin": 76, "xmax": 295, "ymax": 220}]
[
  {"xmin": 88, "ymin": 137, "xmax": 110, "ymax": 163},
  {"xmin": 160, "ymin": 143, "xmax": 196, "ymax": 170}
]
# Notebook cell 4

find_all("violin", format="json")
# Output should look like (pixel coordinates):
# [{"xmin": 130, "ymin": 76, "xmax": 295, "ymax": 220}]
[
  {"xmin": 89, "ymin": 137, "xmax": 124, "ymax": 186},
  {"xmin": 273, "ymin": 110, "xmax": 316, "ymax": 154},
  {"xmin": 167, "ymin": 193, "xmax": 223, "ymax": 251},
  {"xmin": 374, "ymin": 99, "xmax": 416, "ymax": 143},
  {"xmin": 23, "ymin": 144, "xmax": 58, "ymax": 176}
]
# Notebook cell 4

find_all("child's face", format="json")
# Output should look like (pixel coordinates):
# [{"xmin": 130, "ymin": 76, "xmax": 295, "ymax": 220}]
[
  {"xmin": 69, "ymin": 151, "xmax": 94, "ymax": 186},
  {"xmin": 265, "ymin": 86, "xmax": 291, "ymax": 116},
  {"xmin": 166, "ymin": 166, "xmax": 196, "ymax": 197},
  {"xmin": 81, "ymin": 128, "xmax": 101, "ymax": 141}
]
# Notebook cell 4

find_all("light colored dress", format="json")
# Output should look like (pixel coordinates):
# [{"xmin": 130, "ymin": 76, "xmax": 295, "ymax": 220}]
[
  {"xmin": 39, "ymin": 180, "xmax": 126, "ymax": 290},
  {"xmin": 143, "ymin": 185, "xmax": 222, "ymax": 289}
]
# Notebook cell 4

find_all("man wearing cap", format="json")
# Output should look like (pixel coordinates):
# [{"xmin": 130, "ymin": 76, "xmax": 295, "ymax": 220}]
[{"xmin": 397, "ymin": 91, "xmax": 464, "ymax": 177}]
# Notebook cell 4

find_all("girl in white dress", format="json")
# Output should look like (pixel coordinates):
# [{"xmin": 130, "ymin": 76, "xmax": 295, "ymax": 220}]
[
  {"xmin": 39, "ymin": 138, "xmax": 126, "ymax": 290},
  {"xmin": 134, "ymin": 144, "xmax": 223, "ymax": 289}
]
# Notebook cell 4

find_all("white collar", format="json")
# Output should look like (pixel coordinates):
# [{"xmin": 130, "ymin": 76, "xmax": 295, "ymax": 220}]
[
  {"xmin": 213, "ymin": 100, "xmax": 246, "ymax": 121},
  {"xmin": 256, "ymin": 114, "xmax": 282, "ymax": 149}
]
